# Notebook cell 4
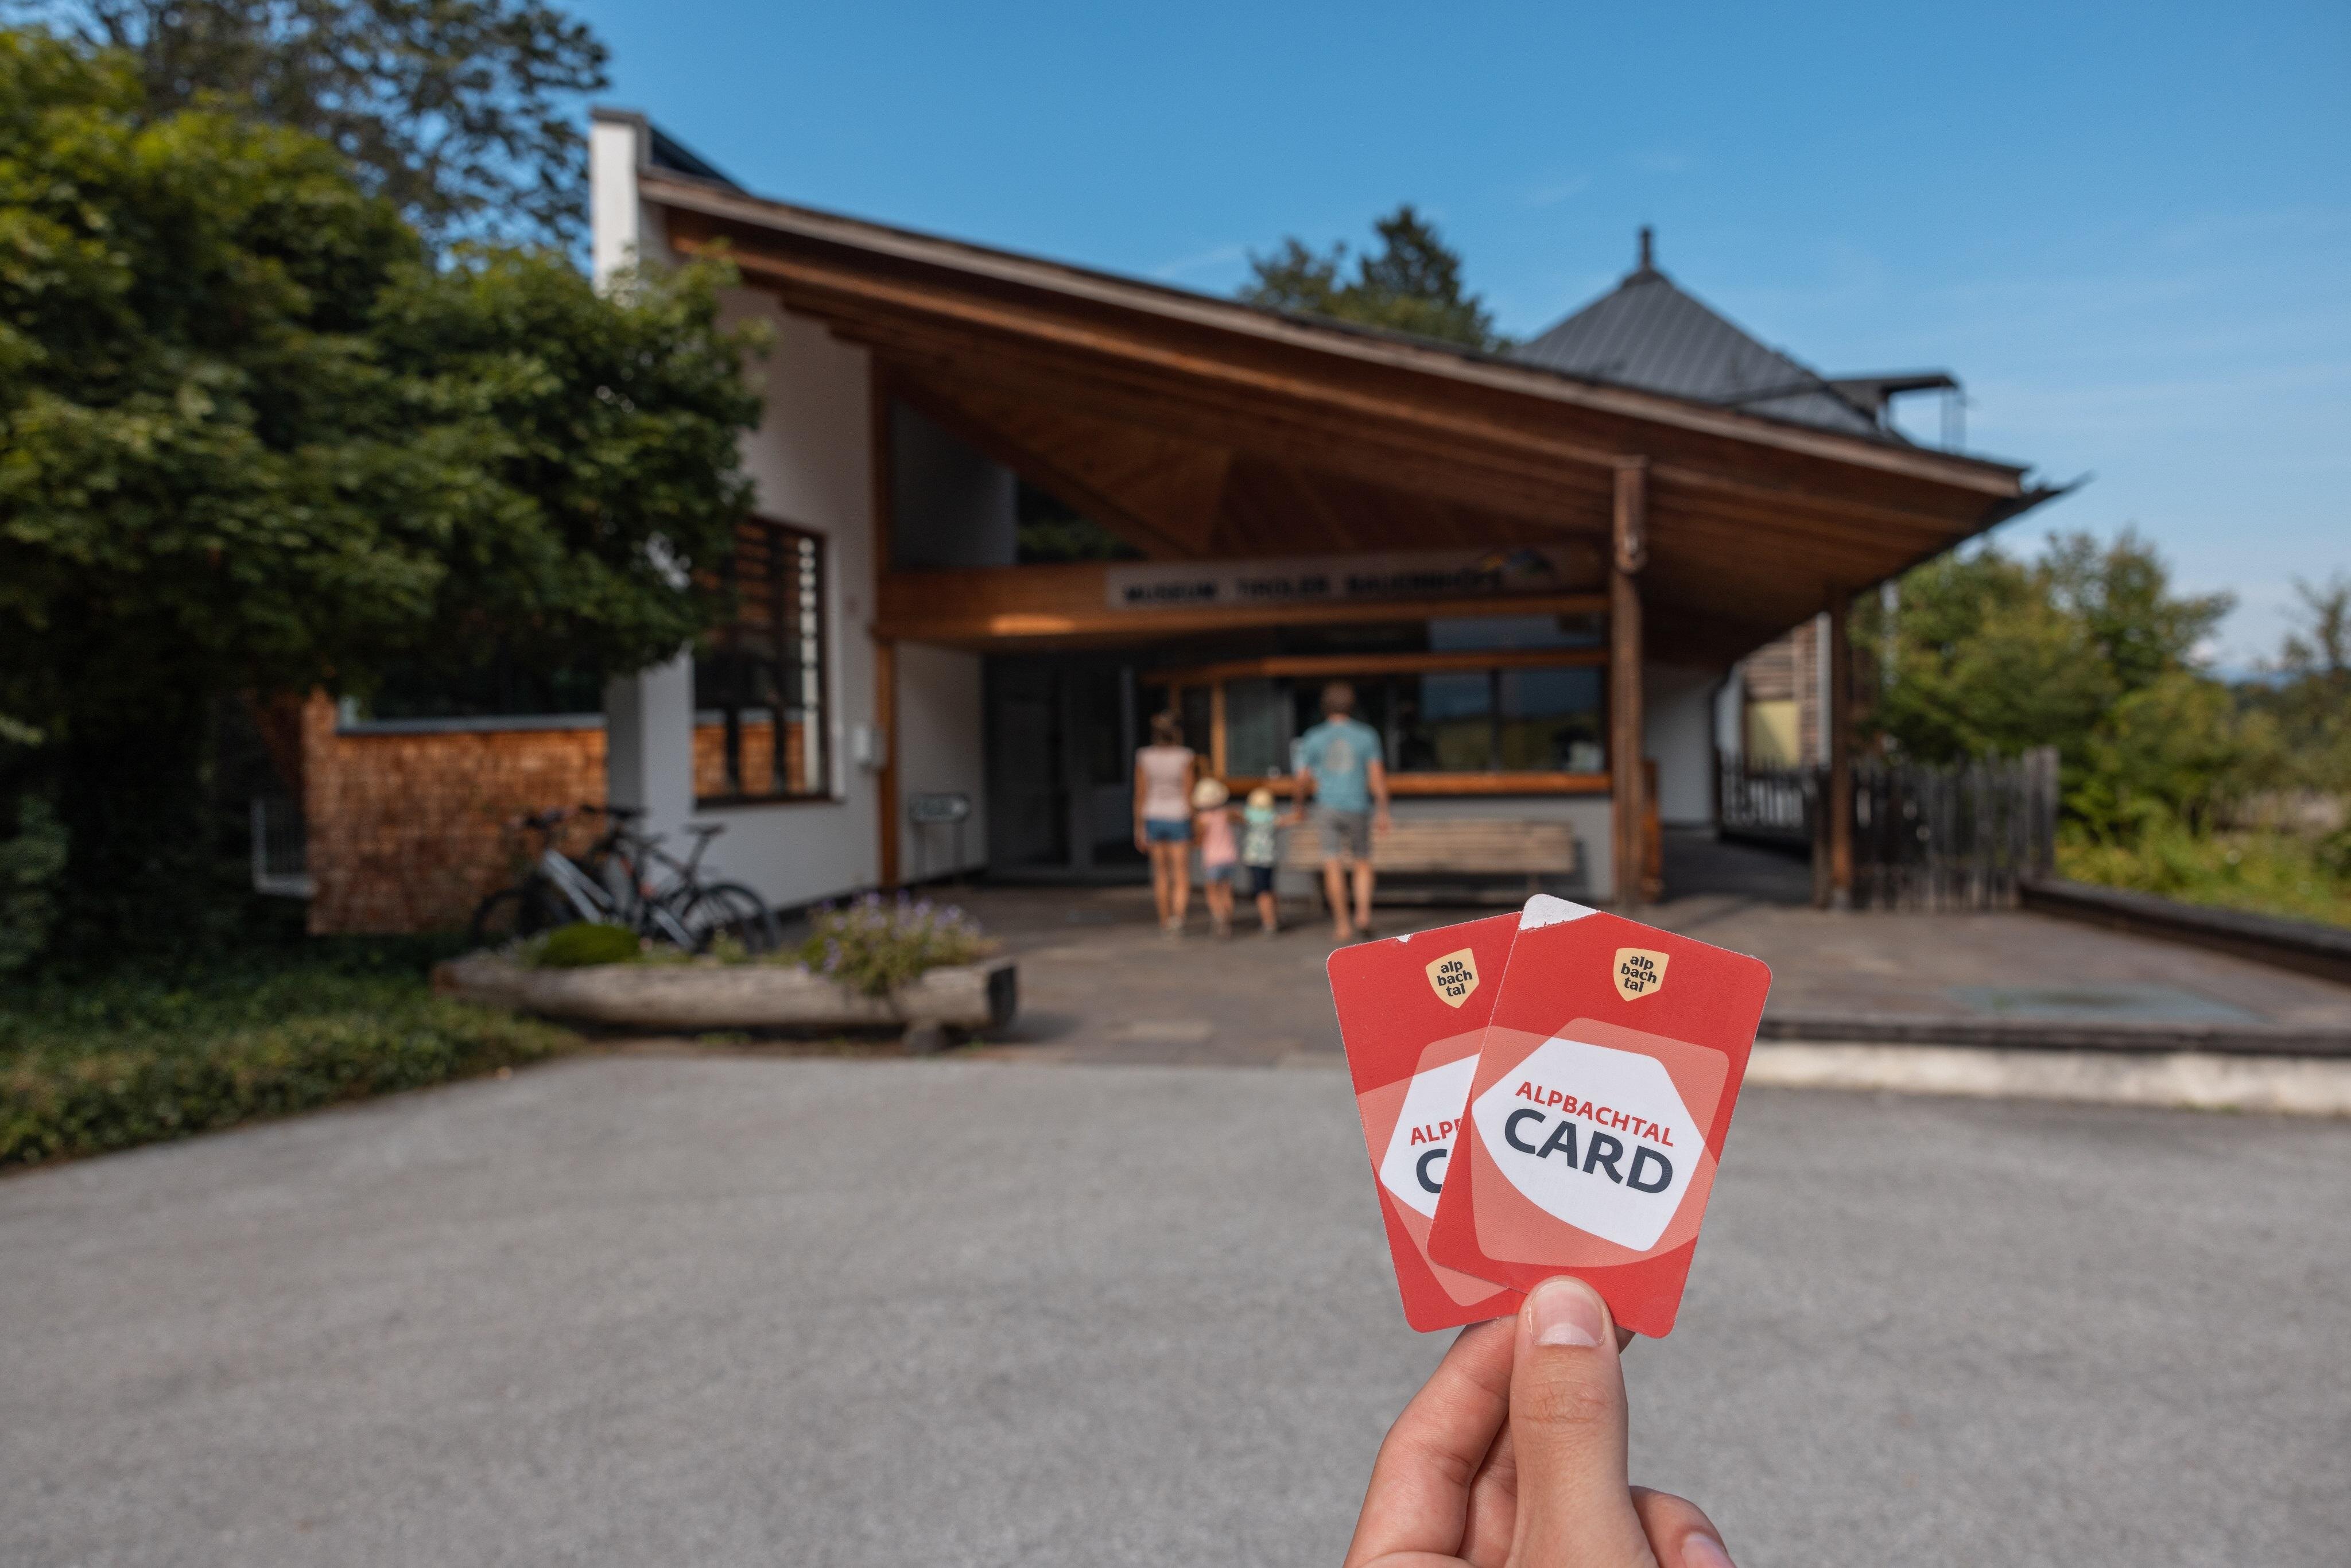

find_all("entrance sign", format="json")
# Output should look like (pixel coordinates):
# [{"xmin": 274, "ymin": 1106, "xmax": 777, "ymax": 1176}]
[{"xmin": 1103, "ymin": 548, "xmax": 1584, "ymax": 612}]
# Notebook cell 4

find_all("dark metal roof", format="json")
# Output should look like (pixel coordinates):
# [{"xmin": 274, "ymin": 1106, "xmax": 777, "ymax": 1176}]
[
  {"xmin": 647, "ymin": 125, "xmax": 736, "ymax": 189},
  {"xmin": 1513, "ymin": 234, "xmax": 1887, "ymax": 440},
  {"xmin": 592, "ymin": 107, "xmax": 740, "ymax": 190}
]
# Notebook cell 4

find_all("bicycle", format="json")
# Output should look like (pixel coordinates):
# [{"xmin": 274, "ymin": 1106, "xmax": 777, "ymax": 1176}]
[
  {"xmin": 467, "ymin": 807, "xmax": 674, "ymax": 948},
  {"xmin": 467, "ymin": 806, "xmax": 778, "ymax": 956},
  {"xmin": 606, "ymin": 807, "xmax": 779, "ymax": 956}
]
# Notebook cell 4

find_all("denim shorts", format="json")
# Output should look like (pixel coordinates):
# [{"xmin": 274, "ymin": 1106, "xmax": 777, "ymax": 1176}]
[
  {"xmin": 1203, "ymin": 860, "xmax": 1236, "ymax": 883},
  {"xmin": 1143, "ymin": 817, "xmax": 1191, "ymax": 844}
]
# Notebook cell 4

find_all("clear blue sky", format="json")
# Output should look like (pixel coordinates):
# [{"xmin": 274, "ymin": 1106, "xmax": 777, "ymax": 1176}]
[{"xmin": 572, "ymin": 0, "xmax": 2349, "ymax": 665}]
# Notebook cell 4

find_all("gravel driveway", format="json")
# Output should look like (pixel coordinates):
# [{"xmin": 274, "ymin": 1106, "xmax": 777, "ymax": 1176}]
[{"xmin": 4, "ymin": 1053, "xmax": 2346, "ymax": 1567}]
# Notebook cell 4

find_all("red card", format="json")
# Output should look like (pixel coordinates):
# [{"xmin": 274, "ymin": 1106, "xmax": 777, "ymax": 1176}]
[
  {"xmin": 1426, "ymin": 896, "xmax": 1772, "ymax": 1337},
  {"xmin": 1328, "ymin": 914, "xmax": 1526, "ymax": 1332}
]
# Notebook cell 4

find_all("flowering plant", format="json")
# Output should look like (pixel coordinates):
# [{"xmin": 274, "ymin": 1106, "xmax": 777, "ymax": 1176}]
[{"xmin": 798, "ymin": 893, "xmax": 992, "ymax": 996}]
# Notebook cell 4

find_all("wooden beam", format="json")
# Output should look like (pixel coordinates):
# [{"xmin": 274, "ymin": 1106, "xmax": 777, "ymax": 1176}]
[
  {"xmin": 1159, "ymin": 646, "xmax": 1609, "ymax": 685},
  {"xmin": 1826, "ymin": 590, "xmax": 1854, "ymax": 909},
  {"xmin": 894, "ymin": 374, "xmax": 1230, "ymax": 559},
  {"xmin": 879, "ymin": 319, "xmax": 1989, "ymax": 542},
  {"xmin": 1611, "ymin": 461, "xmax": 1648, "ymax": 909},
  {"xmin": 1224, "ymin": 771, "xmax": 1612, "ymax": 797},
  {"xmin": 886, "ymin": 349, "xmax": 1620, "ymax": 535},
  {"xmin": 876, "ymin": 560, "xmax": 1609, "ymax": 645}
]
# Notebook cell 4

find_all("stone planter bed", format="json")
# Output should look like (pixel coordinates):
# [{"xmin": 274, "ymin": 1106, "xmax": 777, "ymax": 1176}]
[{"xmin": 432, "ymin": 952, "xmax": 1017, "ymax": 1050}]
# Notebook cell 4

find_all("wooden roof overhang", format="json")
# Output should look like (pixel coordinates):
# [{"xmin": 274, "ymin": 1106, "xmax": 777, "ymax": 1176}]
[{"xmin": 643, "ymin": 169, "xmax": 2059, "ymax": 665}]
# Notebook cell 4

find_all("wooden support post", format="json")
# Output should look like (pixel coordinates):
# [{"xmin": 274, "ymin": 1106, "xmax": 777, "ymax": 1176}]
[
  {"xmin": 1209, "ymin": 680, "xmax": 1228, "ymax": 778},
  {"xmin": 1611, "ymin": 460, "xmax": 1648, "ymax": 909},
  {"xmin": 1826, "ymin": 590, "xmax": 1854, "ymax": 910}
]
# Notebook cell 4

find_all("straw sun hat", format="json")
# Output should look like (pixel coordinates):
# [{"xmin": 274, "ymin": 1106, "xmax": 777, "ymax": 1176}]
[{"xmin": 1191, "ymin": 777, "xmax": 1230, "ymax": 809}]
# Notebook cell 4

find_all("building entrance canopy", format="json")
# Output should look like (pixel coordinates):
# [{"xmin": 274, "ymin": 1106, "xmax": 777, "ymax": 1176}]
[
  {"xmin": 646, "ymin": 167, "xmax": 2057, "ymax": 666},
  {"xmin": 625, "ymin": 150, "xmax": 2060, "ymax": 903}
]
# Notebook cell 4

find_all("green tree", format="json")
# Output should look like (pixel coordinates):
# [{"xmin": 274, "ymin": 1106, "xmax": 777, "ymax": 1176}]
[
  {"xmin": 1240, "ymin": 204, "xmax": 1508, "ymax": 352},
  {"xmin": 1859, "ymin": 546, "xmax": 2117, "ymax": 764},
  {"xmin": 2040, "ymin": 529, "xmax": 2232, "ymax": 693},
  {"xmin": 2250, "ymin": 574, "xmax": 2351, "ymax": 795},
  {"xmin": 19, "ymin": 0, "xmax": 607, "ymax": 242},
  {"xmin": 1856, "ymin": 529, "xmax": 2249, "ymax": 838},
  {"xmin": 2070, "ymin": 670, "xmax": 2271, "ymax": 840},
  {"xmin": 0, "ymin": 30, "xmax": 761, "ymax": 957}
]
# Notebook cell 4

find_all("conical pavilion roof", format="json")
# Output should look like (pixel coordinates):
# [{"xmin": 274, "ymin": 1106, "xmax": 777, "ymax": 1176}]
[{"xmin": 1512, "ymin": 235, "xmax": 1883, "ymax": 438}]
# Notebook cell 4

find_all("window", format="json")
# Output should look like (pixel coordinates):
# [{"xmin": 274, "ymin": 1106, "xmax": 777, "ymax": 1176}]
[
  {"xmin": 695, "ymin": 520, "xmax": 829, "ymax": 802},
  {"xmin": 1159, "ymin": 647, "xmax": 1608, "ymax": 791},
  {"xmin": 1356, "ymin": 668, "xmax": 1603, "ymax": 774}
]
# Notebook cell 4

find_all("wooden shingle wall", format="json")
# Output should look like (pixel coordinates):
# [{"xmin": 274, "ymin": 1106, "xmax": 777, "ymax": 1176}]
[{"xmin": 300, "ymin": 695, "xmax": 608, "ymax": 935}]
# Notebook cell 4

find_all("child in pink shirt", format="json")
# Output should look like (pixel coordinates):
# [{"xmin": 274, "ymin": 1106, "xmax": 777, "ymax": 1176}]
[{"xmin": 1192, "ymin": 778, "xmax": 1240, "ymax": 938}]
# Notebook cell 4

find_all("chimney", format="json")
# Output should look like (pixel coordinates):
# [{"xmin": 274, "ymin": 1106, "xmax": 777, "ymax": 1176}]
[{"xmin": 1638, "ymin": 225, "xmax": 1655, "ymax": 274}]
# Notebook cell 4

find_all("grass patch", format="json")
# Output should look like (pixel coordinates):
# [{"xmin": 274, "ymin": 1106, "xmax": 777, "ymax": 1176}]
[
  {"xmin": 1, "ymin": 937, "xmax": 580, "ymax": 1169},
  {"xmin": 2058, "ymin": 827, "xmax": 2351, "ymax": 930}
]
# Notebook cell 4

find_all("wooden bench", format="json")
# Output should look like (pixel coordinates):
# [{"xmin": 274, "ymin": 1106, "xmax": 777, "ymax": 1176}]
[{"xmin": 1282, "ymin": 818, "xmax": 1581, "ymax": 905}]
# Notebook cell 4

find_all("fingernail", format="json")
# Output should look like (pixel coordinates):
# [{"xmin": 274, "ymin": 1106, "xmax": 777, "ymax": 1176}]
[
  {"xmin": 1681, "ymin": 1534, "xmax": 1735, "ymax": 1568},
  {"xmin": 1526, "ymin": 1276, "xmax": 1607, "ymax": 1348}
]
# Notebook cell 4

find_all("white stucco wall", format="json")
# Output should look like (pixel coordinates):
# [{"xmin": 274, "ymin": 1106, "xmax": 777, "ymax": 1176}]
[
  {"xmin": 595, "ymin": 127, "xmax": 891, "ymax": 913},
  {"xmin": 1644, "ymin": 663, "xmax": 1719, "ymax": 829},
  {"xmin": 588, "ymin": 113, "xmax": 664, "ymax": 286},
  {"xmin": 895, "ymin": 643, "xmax": 989, "ymax": 880},
  {"xmin": 688, "ymin": 294, "xmax": 884, "ymax": 909},
  {"xmin": 1714, "ymin": 662, "xmax": 1746, "ymax": 762}
]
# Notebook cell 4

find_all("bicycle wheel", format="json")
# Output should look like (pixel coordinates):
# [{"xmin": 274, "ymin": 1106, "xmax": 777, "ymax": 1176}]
[
  {"xmin": 676, "ymin": 881, "xmax": 779, "ymax": 955},
  {"xmin": 467, "ymin": 878, "xmax": 567, "ymax": 949}
]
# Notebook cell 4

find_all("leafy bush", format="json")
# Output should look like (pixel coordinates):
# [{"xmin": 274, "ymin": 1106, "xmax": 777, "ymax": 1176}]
[
  {"xmin": 800, "ymin": 894, "xmax": 992, "ymax": 997},
  {"xmin": 2318, "ymin": 825, "xmax": 2351, "ymax": 882},
  {"xmin": 0, "ymin": 793, "xmax": 66, "ymax": 976},
  {"xmin": 1, "ymin": 948, "xmax": 579, "ymax": 1167},
  {"xmin": 530, "ymin": 921, "xmax": 643, "ymax": 968},
  {"xmin": 2058, "ymin": 825, "xmax": 2351, "ymax": 930}
]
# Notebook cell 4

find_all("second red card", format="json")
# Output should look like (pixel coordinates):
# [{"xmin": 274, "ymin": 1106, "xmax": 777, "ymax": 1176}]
[{"xmin": 1328, "ymin": 913, "xmax": 1525, "ymax": 1332}]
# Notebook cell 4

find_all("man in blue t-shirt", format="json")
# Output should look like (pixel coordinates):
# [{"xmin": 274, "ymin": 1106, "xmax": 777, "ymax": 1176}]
[{"xmin": 1286, "ymin": 681, "xmax": 1392, "ymax": 941}]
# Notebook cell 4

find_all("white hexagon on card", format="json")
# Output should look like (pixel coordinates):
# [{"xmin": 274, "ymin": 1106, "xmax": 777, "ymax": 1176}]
[
  {"xmin": 1469, "ymin": 1037, "xmax": 1700, "ymax": 1251},
  {"xmin": 1378, "ymin": 1055, "xmax": 1479, "ymax": 1220}
]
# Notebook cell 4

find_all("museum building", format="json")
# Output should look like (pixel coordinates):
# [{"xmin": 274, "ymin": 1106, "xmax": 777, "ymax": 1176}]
[{"xmin": 284, "ymin": 110, "xmax": 2058, "ymax": 932}]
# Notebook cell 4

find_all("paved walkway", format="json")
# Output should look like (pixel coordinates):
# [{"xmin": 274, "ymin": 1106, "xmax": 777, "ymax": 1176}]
[
  {"xmin": 937, "ymin": 857, "xmax": 2351, "ymax": 1068},
  {"xmin": 6, "ymin": 1056, "xmax": 2345, "ymax": 1567}
]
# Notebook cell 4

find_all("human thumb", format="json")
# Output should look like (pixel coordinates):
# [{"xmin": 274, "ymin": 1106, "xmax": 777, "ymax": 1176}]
[{"xmin": 1506, "ymin": 1276, "xmax": 1655, "ymax": 1567}]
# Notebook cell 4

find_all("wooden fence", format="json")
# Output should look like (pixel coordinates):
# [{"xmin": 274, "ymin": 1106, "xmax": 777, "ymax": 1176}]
[
  {"xmin": 1720, "ymin": 747, "xmax": 2059, "ymax": 911},
  {"xmin": 1717, "ymin": 762, "xmax": 1813, "ymax": 848}
]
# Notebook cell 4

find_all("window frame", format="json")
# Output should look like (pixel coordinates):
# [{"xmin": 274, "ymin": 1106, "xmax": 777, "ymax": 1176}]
[{"xmin": 695, "ymin": 517, "xmax": 837, "ymax": 808}]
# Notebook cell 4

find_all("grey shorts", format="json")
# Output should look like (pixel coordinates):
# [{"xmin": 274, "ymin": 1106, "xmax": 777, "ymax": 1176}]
[{"xmin": 1317, "ymin": 808, "xmax": 1372, "ymax": 862}]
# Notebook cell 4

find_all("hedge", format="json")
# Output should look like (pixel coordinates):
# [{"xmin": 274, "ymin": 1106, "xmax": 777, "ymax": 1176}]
[{"xmin": 1, "ymin": 962, "xmax": 579, "ymax": 1168}]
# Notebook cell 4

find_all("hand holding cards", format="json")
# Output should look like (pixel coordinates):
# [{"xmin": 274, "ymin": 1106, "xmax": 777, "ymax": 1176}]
[{"xmin": 1329, "ymin": 896, "xmax": 1772, "ymax": 1337}]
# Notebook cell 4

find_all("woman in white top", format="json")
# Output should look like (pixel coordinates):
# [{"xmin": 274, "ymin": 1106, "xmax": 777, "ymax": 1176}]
[{"xmin": 1133, "ymin": 711, "xmax": 1200, "ymax": 935}]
